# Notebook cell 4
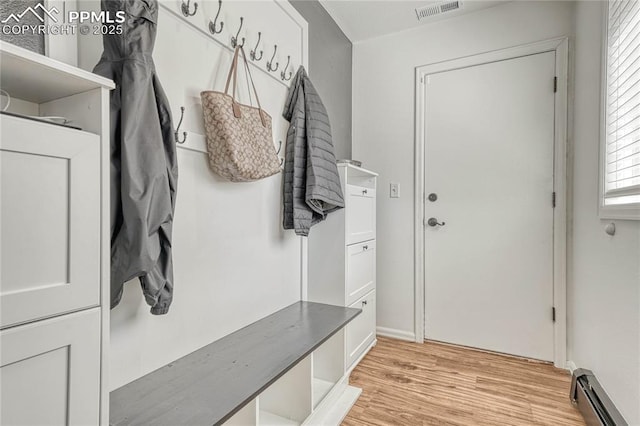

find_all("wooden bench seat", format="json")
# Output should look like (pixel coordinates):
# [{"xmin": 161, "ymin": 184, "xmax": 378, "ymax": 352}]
[{"xmin": 110, "ymin": 301, "xmax": 361, "ymax": 426}]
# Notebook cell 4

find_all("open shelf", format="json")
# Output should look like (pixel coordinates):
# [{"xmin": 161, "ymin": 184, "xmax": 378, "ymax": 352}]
[
  {"xmin": 311, "ymin": 329, "xmax": 345, "ymax": 409},
  {"xmin": 312, "ymin": 378, "xmax": 335, "ymax": 408},
  {"xmin": 0, "ymin": 42, "xmax": 114, "ymax": 136},
  {"xmin": 0, "ymin": 41, "xmax": 113, "ymax": 104},
  {"xmin": 258, "ymin": 410, "xmax": 300, "ymax": 426},
  {"xmin": 225, "ymin": 400, "xmax": 257, "ymax": 426},
  {"xmin": 257, "ymin": 355, "xmax": 312, "ymax": 425},
  {"xmin": 340, "ymin": 163, "xmax": 378, "ymax": 189}
]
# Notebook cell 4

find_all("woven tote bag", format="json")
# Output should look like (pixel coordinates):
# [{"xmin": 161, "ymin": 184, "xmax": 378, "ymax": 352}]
[{"xmin": 201, "ymin": 46, "xmax": 281, "ymax": 182}]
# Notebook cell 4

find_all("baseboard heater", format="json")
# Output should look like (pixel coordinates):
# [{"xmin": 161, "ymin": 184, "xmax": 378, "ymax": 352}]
[{"xmin": 570, "ymin": 369, "xmax": 627, "ymax": 426}]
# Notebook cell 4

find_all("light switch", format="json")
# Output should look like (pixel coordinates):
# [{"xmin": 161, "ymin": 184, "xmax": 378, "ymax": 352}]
[{"xmin": 390, "ymin": 183, "xmax": 400, "ymax": 198}]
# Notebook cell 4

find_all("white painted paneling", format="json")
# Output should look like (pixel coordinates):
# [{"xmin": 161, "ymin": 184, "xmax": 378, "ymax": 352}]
[
  {"xmin": 77, "ymin": 0, "xmax": 308, "ymax": 389},
  {"xmin": 570, "ymin": 2, "xmax": 640, "ymax": 424}
]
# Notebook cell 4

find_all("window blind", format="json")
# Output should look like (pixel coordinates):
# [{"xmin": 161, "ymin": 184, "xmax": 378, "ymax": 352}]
[{"xmin": 605, "ymin": 0, "xmax": 640, "ymax": 203}]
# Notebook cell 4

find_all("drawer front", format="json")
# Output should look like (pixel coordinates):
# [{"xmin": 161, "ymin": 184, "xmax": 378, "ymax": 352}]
[
  {"xmin": 346, "ymin": 240, "xmax": 376, "ymax": 306},
  {"xmin": 346, "ymin": 290, "xmax": 376, "ymax": 369},
  {"xmin": 346, "ymin": 185, "xmax": 376, "ymax": 245},
  {"xmin": 1, "ymin": 116, "xmax": 100, "ymax": 328},
  {"xmin": 1, "ymin": 308, "xmax": 101, "ymax": 426}
]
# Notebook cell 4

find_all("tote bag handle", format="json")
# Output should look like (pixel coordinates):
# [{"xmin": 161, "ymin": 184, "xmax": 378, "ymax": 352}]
[{"xmin": 224, "ymin": 46, "xmax": 267, "ymax": 127}]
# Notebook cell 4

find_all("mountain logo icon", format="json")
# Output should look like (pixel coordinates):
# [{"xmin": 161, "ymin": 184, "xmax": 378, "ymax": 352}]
[{"xmin": 1, "ymin": 3, "xmax": 59, "ymax": 24}]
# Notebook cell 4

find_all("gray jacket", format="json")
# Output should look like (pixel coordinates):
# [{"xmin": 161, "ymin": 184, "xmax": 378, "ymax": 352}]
[
  {"xmin": 282, "ymin": 67, "xmax": 344, "ymax": 236},
  {"xmin": 94, "ymin": 0, "xmax": 178, "ymax": 315}
]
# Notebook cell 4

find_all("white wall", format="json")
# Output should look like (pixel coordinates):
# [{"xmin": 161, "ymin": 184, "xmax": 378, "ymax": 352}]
[
  {"xmin": 353, "ymin": 1, "xmax": 640, "ymax": 423},
  {"xmin": 352, "ymin": 0, "xmax": 574, "ymax": 339},
  {"xmin": 78, "ymin": 0, "xmax": 308, "ymax": 390},
  {"xmin": 570, "ymin": 2, "xmax": 640, "ymax": 423}
]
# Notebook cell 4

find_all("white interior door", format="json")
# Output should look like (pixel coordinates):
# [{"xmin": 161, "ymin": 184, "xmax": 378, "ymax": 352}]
[{"xmin": 424, "ymin": 51, "xmax": 555, "ymax": 361}]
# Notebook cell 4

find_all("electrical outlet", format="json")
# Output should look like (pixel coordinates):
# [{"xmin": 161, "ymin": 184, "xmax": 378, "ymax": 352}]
[{"xmin": 390, "ymin": 183, "xmax": 400, "ymax": 198}]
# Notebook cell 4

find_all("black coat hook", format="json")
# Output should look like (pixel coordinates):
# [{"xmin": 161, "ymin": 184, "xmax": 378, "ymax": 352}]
[
  {"xmin": 267, "ymin": 45, "xmax": 279, "ymax": 72},
  {"xmin": 231, "ymin": 17, "xmax": 244, "ymax": 48},
  {"xmin": 175, "ymin": 106, "xmax": 187, "ymax": 144},
  {"xmin": 251, "ymin": 32, "xmax": 263, "ymax": 61},
  {"xmin": 208, "ymin": 0, "xmax": 223, "ymax": 34},
  {"xmin": 181, "ymin": 0, "xmax": 198, "ymax": 17},
  {"xmin": 281, "ymin": 55, "xmax": 292, "ymax": 81}
]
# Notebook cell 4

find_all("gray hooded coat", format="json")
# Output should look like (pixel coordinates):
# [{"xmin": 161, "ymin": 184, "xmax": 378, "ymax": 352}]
[
  {"xmin": 282, "ymin": 67, "xmax": 344, "ymax": 236},
  {"xmin": 93, "ymin": 0, "xmax": 178, "ymax": 315}
]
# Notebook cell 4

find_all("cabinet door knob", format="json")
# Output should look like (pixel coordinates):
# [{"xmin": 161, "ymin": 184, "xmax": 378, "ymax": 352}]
[
  {"xmin": 362, "ymin": 300, "xmax": 368, "ymax": 306},
  {"xmin": 363, "ymin": 245, "xmax": 368, "ymax": 250},
  {"xmin": 362, "ymin": 189, "xmax": 368, "ymax": 195}
]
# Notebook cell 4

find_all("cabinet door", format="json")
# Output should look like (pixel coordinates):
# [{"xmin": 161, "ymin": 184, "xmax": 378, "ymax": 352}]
[
  {"xmin": 346, "ymin": 290, "xmax": 376, "ymax": 369},
  {"xmin": 1, "ymin": 308, "xmax": 101, "ymax": 426},
  {"xmin": 345, "ymin": 240, "xmax": 376, "ymax": 306},
  {"xmin": 345, "ymin": 185, "xmax": 376, "ymax": 245},
  {"xmin": 1, "ymin": 115, "xmax": 100, "ymax": 328}
]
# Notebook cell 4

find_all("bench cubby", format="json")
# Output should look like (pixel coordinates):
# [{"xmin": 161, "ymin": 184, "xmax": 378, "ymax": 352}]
[{"xmin": 110, "ymin": 302, "xmax": 361, "ymax": 425}]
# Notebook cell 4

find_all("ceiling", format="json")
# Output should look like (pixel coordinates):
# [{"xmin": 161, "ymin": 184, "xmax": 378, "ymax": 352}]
[{"xmin": 318, "ymin": 0, "xmax": 507, "ymax": 42}]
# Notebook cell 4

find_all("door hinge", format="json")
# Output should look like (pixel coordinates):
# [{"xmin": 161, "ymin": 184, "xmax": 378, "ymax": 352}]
[
  {"xmin": 552, "ymin": 307, "xmax": 556, "ymax": 322},
  {"xmin": 553, "ymin": 76, "xmax": 558, "ymax": 93},
  {"xmin": 552, "ymin": 191, "xmax": 557, "ymax": 208}
]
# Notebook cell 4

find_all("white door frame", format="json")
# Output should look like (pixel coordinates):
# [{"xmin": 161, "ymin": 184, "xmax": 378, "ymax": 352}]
[{"xmin": 413, "ymin": 37, "xmax": 569, "ymax": 368}]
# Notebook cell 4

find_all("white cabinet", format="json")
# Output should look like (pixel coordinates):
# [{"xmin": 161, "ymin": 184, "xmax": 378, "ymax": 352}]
[
  {"xmin": 308, "ymin": 163, "xmax": 378, "ymax": 371},
  {"xmin": 346, "ymin": 185, "xmax": 376, "ymax": 245},
  {"xmin": 1, "ymin": 115, "xmax": 101, "ymax": 327},
  {"xmin": 346, "ymin": 240, "xmax": 376, "ymax": 306},
  {"xmin": 347, "ymin": 290, "xmax": 376, "ymax": 368},
  {"xmin": 0, "ymin": 41, "xmax": 113, "ymax": 425},
  {"xmin": 0, "ymin": 309, "xmax": 101, "ymax": 426}
]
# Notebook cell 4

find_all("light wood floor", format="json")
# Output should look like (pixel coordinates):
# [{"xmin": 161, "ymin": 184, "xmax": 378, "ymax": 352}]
[{"xmin": 343, "ymin": 337, "xmax": 585, "ymax": 426}]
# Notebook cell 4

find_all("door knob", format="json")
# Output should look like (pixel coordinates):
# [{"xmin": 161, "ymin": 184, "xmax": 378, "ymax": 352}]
[{"xmin": 427, "ymin": 217, "xmax": 445, "ymax": 227}]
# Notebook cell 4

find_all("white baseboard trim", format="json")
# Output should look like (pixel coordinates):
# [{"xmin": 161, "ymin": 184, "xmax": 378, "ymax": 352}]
[
  {"xmin": 303, "ymin": 382, "xmax": 361, "ymax": 426},
  {"xmin": 566, "ymin": 360, "xmax": 577, "ymax": 373},
  {"xmin": 376, "ymin": 326, "xmax": 416, "ymax": 342}
]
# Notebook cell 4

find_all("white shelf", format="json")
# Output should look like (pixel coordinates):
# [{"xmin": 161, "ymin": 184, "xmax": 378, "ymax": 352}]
[
  {"xmin": 0, "ymin": 41, "xmax": 114, "ymax": 104},
  {"xmin": 312, "ymin": 378, "xmax": 335, "ymax": 408},
  {"xmin": 259, "ymin": 410, "xmax": 300, "ymax": 426}
]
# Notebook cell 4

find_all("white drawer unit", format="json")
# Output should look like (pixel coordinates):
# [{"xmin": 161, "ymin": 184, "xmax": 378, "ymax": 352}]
[
  {"xmin": 346, "ymin": 240, "xmax": 376, "ymax": 306},
  {"xmin": 346, "ymin": 290, "xmax": 376, "ymax": 368},
  {"xmin": 346, "ymin": 184, "xmax": 376, "ymax": 245},
  {"xmin": 1, "ymin": 115, "xmax": 101, "ymax": 328},
  {"xmin": 308, "ymin": 163, "xmax": 378, "ymax": 372}
]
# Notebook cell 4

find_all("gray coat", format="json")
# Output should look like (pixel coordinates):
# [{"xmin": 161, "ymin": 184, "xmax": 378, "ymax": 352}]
[
  {"xmin": 94, "ymin": 0, "xmax": 178, "ymax": 315},
  {"xmin": 282, "ymin": 67, "xmax": 344, "ymax": 236}
]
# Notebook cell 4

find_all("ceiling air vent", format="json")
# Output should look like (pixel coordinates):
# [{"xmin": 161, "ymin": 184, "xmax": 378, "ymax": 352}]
[{"xmin": 415, "ymin": 1, "xmax": 463, "ymax": 21}]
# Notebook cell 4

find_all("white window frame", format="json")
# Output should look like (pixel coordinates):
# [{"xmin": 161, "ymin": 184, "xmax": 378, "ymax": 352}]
[{"xmin": 599, "ymin": 0, "xmax": 640, "ymax": 220}]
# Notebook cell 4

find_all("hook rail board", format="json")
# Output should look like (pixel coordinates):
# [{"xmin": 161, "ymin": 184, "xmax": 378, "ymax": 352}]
[{"xmin": 159, "ymin": 0, "xmax": 306, "ymax": 89}]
